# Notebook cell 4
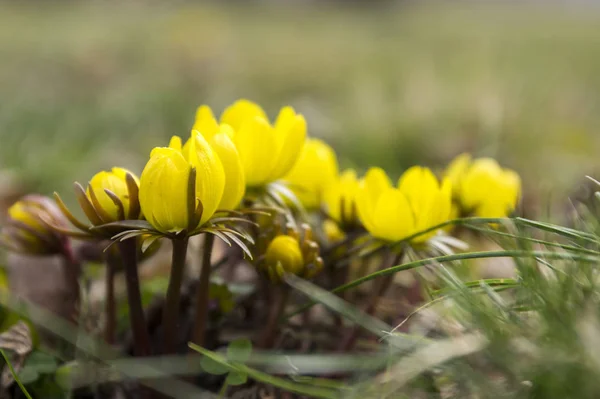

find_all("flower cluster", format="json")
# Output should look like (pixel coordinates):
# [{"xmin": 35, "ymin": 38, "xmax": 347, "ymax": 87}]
[{"xmin": 0, "ymin": 98, "xmax": 523, "ymax": 358}]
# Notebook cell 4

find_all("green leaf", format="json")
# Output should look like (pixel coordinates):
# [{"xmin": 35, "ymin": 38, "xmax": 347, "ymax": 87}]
[
  {"xmin": 225, "ymin": 371, "xmax": 247, "ymax": 386},
  {"xmin": 227, "ymin": 338, "xmax": 252, "ymax": 363},
  {"xmin": 141, "ymin": 235, "xmax": 162, "ymax": 253},
  {"xmin": 93, "ymin": 220, "xmax": 154, "ymax": 231},
  {"xmin": 24, "ymin": 351, "xmax": 58, "ymax": 374},
  {"xmin": 53, "ymin": 362, "xmax": 75, "ymax": 390},
  {"xmin": 189, "ymin": 344, "xmax": 339, "ymax": 398},
  {"xmin": 200, "ymin": 355, "xmax": 229, "ymax": 375},
  {"xmin": 17, "ymin": 365, "xmax": 40, "ymax": 385}
]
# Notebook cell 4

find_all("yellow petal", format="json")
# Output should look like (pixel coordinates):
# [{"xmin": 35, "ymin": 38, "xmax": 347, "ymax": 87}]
[
  {"xmin": 266, "ymin": 107, "xmax": 308, "ymax": 181},
  {"xmin": 8, "ymin": 202, "xmax": 46, "ymax": 234},
  {"xmin": 324, "ymin": 169, "xmax": 359, "ymax": 222},
  {"xmin": 233, "ymin": 116, "xmax": 279, "ymax": 186},
  {"xmin": 501, "ymin": 168, "xmax": 522, "ymax": 212},
  {"xmin": 445, "ymin": 153, "xmax": 472, "ymax": 196},
  {"xmin": 139, "ymin": 148, "xmax": 191, "ymax": 233},
  {"xmin": 193, "ymin": 105, "xmax": 220, "ymax": 140},
  {"xmin": 370, "ymin": 188, "xmax": 415, "ymax": 242},
  {"xmin": 461, "ymin": 158, "xmax": 505, "ymax": 211},
  {"xmin": 415, "ymin": 177, "xmax": 453, "ymax": 243},
  {"xmin": 209, "ymin": 130, "xmax": 246, "ymax": 210},
  {"xmin": 398, "ymin": 166, "xmax": 439, "ymax": 219},
  {"xmin": 169, "ymin": 136, "xmax": 183, "ymax": 152},
  {"xmin": 220, "ymin": 99, "xmax": 267, "ymax": 132},
  {"xmin": 87, "ymin": 167, "xmax": 138, "ymax": 222},
  {"xmin": 187, "ymin": 131, "xmax": 226, "ymax": 224},
  {"xmin": 283, "ymin": 138, "xmax": 339, "ymax": 209},
  {"xmin": 356, "ymin": 167, "xmax": 392, "ymax": 236}
]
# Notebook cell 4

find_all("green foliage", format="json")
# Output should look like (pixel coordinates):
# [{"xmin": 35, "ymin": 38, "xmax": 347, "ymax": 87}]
[{"xmin": 198, "ymin": 338, "xmax": 252, "ymax": 387}]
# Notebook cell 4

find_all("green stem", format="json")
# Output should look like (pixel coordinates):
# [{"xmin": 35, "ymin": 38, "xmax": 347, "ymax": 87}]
[
  {"xmin": 104, "ymin": 249, "xmax": 118, "ymax": 345},
  {"xmin": 259, "ymin": 285, "xmax": 290, "ymax": 349},
  {"xmin": 338, "ymin": 251, "xmax": 400, "ymax": 352},
  {"xmin": 60, "ymin": 242, "xmax": 81, "ymax": 323},
  {"xmin": 117, "ymin": 238, "xmax": 151, "ymax": 357},
  {"xmin": 218, "ymin": 381, "xmax": 229, "ymax": 398},
  {"xmin": 163, "ymin": 237, "xmax": 189, "ymax": 354},
  {"xmin": 191, "ymin": 233, "xmax": 215, "ymax": 348}
]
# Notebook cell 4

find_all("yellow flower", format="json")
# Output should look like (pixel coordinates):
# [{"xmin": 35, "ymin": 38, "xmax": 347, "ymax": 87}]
[
  {"xmin": 356, "ymin": 166, "xmax": 452, "ymax": 243},
  {"xmin": 261, "ymin": 225, "xmax": 324, "ymax": 283},
  {"xmin": 283, "ymin": 138, "xmax": 339, "ymax": 208},
  {"xmin": 195, "ymin": 99, "xmax": 307, "ymax": 187},
  {"xmin": 2, "ymin": 195, "xmax": 69, "ymax": 254},
  {"xmin": 139, "ymin": 131, "xmax": 227, "ymax": 233},
  {"xmin": 264, "ymin": 235, "xmax": 305, "ymax": 279},
  {"xmin": 187, "ymin": 110, "xmax": 246, "ymax": 210},
  {"xmin": 446, "ymin": 153, "xmax": 521, "ymax": 218},
  {"xmin": 87, "ymin": 167, "xmax": 140, "ymax": 223},
  {"xmin": 324, "ymin": 169, "xmax": 360, "ymax": 226}
]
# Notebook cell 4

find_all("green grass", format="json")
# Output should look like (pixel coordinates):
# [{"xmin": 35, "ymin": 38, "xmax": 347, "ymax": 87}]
[{"xmin": 1, "ymin": 2, "xmax": 600, "ymax": 200}]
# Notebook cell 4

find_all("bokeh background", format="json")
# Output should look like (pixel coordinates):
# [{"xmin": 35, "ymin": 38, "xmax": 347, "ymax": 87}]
[{"xmin": 2, "ymin": 1, "xmax": 600, "ymax": 212}]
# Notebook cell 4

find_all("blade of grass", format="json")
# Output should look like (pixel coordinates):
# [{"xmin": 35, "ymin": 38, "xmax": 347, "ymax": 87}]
[
  {"xmin": 0, "ymin": 348, "xmax": 33, "ymax": 399},
  {"xmin": 189, "ymin": 343, "xmax": 341, "ymax": 399},
  {"xmin": 286, "ymin": 250, "xmax": 600, "ymax": 318}
]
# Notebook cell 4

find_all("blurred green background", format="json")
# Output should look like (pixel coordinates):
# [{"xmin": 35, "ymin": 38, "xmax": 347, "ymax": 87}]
[{"xmin": 1, "ymin": 2, "xmax": 600, "ymax": 207}]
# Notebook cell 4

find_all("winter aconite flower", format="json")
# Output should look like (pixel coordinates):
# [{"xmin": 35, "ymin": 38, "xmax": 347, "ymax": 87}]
[
  {"xmin": 87, "ymin": 168, "xmax": 141, "ymax": 223},
  {"xmin": 53, "ymin": 167, "xmax": 141, "ymax": 236},
  {"xmin": 194, "ymin": 99, "xmax": 307, "ymax": 187},
  {"xmin": 265, "ymin": 236, "xmax": 304, "ymax": 278},
  {"xmin": 259, "ymin": 224, "xmax": 323, "ymax": 283},
  {"xmin": 356, "ymin": 166, "xmax": 452, "ymax": 243},
  {"xmin": 323, "ymin": 169, "xmax": 360, "ymax": 228},
  {"xmin": 1, "ymin": 195, "xmax": 71, "ymax": 255},
  {"xmin": 139, "ymin": 131, "xmax": 229, "ymax": 234},
  {"xmin": 283, "ymin": 138, "xmax": 339, "ymax": 208},
  {"xmin": 445, "ymin": 153, "xmax": 521, "ymax": 218}
]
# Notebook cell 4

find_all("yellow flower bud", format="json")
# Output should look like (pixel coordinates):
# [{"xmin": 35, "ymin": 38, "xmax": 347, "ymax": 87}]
[
  {"xmin": 446, "ymin": 153, "xmax": 521, "ymax": 218},
  {"xmin": 324, "ymin": 169, "xmax": 360, "ymax": 227},
  {"xmin": 2, "ymin": 195, "xmax": 69, "ymax": 255},
  {"xmin": 264, "ymin": 235, "xmax": 304, "ymax": 282},
  {"xmin": 139, "ymin": 147, "xmax": 191, "ymax": 233},
  {"xmin": 86, "ymin": 167, "xmax": 140, "ymax": 223},
  {"xmin": 356, "ymin": 166, "xmax": 452, "ymax": 243},
  {"xmin": 194, "ymin": 99, "xmax": 307, "ymax": 187},
  {"xmin": 139, "ymin": 131, "xmax": 228, "ymax": 233},
  {"xmin": 283, "ymin": 138, "xmax": 339, "ymax": 209}
]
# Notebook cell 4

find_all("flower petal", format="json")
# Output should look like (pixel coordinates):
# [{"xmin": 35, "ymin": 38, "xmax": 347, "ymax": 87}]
[
  {"xmin": 445, "ymin": 153, "xmax": 472, "ymax": 197},
  {"xmin": 461, "ymin": 158, "xmax": 505, "ymax": 211},
  {"xmin": 210, "ymin": 129, "xmax": 246, "ymax": 210},
  {"xmin": 139, "ymin": 147, "xmax": 191, "ymax": 233},
  {"xmin": 266, "ymin": 107, "xmax": 307, "ymax": 181},
  {"xmin": 187, "ymin": 131, "xmax": 226, "ymax": 224},
  {"xmin": 356, "ymin": 167, "xmax": 392, "ymax": 236},
  {"xmin": 283, "ymin": 138, "xmax": 339, "ymax": 209},
  {"xmin": 233, "ymin": 116, "xmax": 279, "ymax": 186},
  {"xmin": 169, "ymin": 136, "xmax": 183, "ymax": 152},
  {"xmin": 370, "ymin": 188, "xmax": 415, "ymax": 242},
  {"xmin": 220, "ymin": 99, "xmax": 267, "ymax": 132},
  {"xmin": 324, "ymin": 168, "xmax": 359, "ymax": 223},
  {"xmin": 193, "ymin": 105, "xmax": 220, "ymax": 140}
]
